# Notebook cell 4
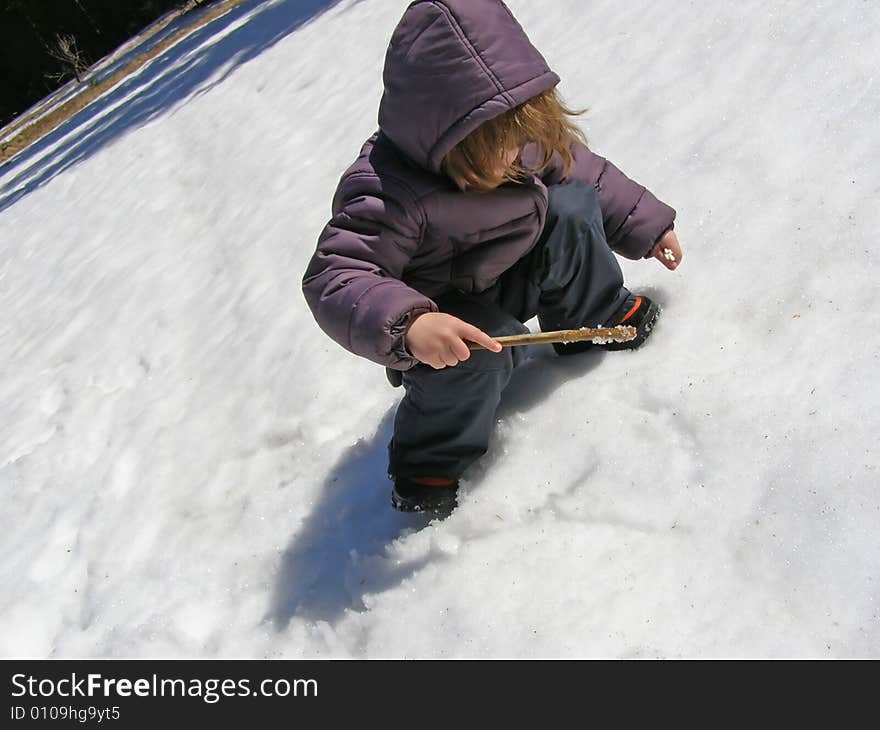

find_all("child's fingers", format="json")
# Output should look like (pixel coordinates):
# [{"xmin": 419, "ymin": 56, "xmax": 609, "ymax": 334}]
[
  {"xmin": 653, "ymin": 243, "xmax": 680, "ymax": 271},
  {"xmin": 663, "ymin": 231, "xmax": 683, "ymax": 263},
  {"xmin": 449, "ymin": 338, "xmax": 472, "ymax": 362},
  {"xmin": 428, "ymin": 343, "xmax": 468, "ymax": 368},
  {"xmin": 460, "ymin": 323, "xmax": 502, "ymax": 352}
]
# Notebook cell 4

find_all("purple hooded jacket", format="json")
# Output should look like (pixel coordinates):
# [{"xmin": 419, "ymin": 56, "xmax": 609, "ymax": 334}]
[{"xmin": 302, "ymin": 0, "xmax": 675, "ymax": 370}]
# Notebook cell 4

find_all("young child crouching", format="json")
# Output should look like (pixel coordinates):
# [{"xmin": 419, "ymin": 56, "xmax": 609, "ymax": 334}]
[{"xmin": 303, "ymin": 0, "xmax": 681, "ymax": 514}]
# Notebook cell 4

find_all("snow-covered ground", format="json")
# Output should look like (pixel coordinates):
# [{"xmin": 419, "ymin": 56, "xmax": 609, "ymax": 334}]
[{"xmin": 1, "ymin": 0, "xmax": 877, "ymax": 658}]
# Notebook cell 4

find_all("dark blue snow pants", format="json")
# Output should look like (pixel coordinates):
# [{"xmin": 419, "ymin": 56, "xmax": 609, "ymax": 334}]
[{"xmin": 388, "ymin": 181, "xmax": 630, "ymax": 480}]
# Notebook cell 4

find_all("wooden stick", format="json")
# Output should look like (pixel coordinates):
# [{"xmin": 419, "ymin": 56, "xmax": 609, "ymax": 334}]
[{"xmin": 468, "ymin": 325, "xmax": 637, "ymax": 350}]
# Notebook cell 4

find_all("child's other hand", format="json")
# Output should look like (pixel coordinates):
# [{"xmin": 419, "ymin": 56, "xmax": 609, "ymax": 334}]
[
  {"xmin": 651, "ymin": 229, "xmax": 682, "ymax": 271},
  {"xmin": 406, "ymin": 312, "xmax": 502, "ymax": 369}
]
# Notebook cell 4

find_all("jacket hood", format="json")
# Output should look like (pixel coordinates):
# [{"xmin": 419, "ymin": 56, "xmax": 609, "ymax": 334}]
[{"xmin": 378, "ymin": 0, "xmax": 560, "ymax": 174}]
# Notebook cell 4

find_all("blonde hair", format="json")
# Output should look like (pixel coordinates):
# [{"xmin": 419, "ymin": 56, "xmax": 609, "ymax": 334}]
[{"xmin": 442, "ymin": 88, "xmax": 587, "ymax": 192}]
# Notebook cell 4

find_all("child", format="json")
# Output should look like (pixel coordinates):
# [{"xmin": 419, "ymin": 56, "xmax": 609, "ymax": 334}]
[{"xmin": 302, "ymin": 0, "xmax": 681, "ymax": 514}]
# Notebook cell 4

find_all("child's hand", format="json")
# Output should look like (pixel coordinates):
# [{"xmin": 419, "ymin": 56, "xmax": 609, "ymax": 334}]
[
  {"xmin": 406, "ymin": 312, "xmax": 502, "ymax": 369},
  {"xmin": 651, "ymin": 229, "xmax": 682, "ymax": 271}
]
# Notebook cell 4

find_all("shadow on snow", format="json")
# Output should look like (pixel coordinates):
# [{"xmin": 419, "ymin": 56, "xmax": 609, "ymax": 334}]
[{"xmin": 268, "ymin": 347, "xmax": 606, "ymax": 629}]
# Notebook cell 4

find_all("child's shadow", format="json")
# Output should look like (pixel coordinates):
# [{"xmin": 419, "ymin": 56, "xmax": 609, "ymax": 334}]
[
  {"xmin": 268, "ymin": 345, "xmax": 605, "ymax": 628},
  {"xmin": 268, "ymin": 409, "xmax": 432, "ymax": 628}
]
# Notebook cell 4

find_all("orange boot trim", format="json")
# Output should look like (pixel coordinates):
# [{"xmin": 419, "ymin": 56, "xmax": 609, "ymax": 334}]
[{"xmin": 618, "ymin": 296, "xmax": 642, "ymax": 324}]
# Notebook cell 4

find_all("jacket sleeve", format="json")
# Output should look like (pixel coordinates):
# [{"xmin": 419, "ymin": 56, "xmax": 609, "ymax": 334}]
[
  {"xmin": 529, "ymin": 140, "xmax": 676, "ymax": 260},
  {"xmin": 302, "ymin": 172, "xmax": 437, "ymax": 370}
]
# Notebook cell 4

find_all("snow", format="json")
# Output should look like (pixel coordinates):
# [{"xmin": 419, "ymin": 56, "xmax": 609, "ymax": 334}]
[{"xmin": 1, "ymin": 0, "xmax": 878, "ymax": 658}]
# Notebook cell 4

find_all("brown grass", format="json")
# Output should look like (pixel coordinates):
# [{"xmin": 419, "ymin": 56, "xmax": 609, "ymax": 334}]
[{"xmin": 0, "ymin": 0, "xmax": 248, "ymax": 165}]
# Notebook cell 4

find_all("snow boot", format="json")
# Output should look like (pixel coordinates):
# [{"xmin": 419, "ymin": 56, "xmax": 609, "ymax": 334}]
[
  {"xmin": 554, "ymin": 294, "xmax": 660, "ymax": 355},
  {"xmin": 391, "ymin": 475, "xmax": 459, "ymax": 515}
]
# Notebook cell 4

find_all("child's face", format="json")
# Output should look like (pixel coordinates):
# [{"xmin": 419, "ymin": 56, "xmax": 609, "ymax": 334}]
[
  {"xmin": 445, "ymin": 142, "xmax": 524, "ymax": 192},
  {"xmin": 486, "ymin": 146, "xmax": 522, "ymax": 188},
  {"xmin": 502, "ymin": 147, "xmax": 520, "ymax": 167}
]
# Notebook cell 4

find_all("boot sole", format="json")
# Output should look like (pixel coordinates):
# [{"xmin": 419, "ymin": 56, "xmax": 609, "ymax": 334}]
[{"xmin": 391, "ymin": 491, "xmax": 457, "ymax": 515}]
